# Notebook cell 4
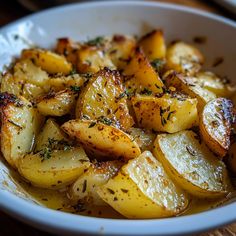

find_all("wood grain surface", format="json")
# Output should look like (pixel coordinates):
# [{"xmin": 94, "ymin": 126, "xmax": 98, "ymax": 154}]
[{"xmin": 0, "ymin": 0, "xmax": 235, "ymax": 235}]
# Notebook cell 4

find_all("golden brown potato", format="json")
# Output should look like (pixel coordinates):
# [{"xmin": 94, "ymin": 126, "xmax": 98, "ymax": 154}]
[
  {"xmin": 166, "ymin": 41, "xmax": 204, "ymax": 75},
  {"xmin": 195, "ymin": 71, "xmax": 236, "ymax": 98},
  {"xmin": 76, "ymin": 68, "xmax": 134, "ymax": 130},
  {"xmin": 18, "ymin": 147, "xmax": 90, "ymax": 189},
  {"xmin": 108, "ymin": 35, "xmax": 136, "ymax": 69},
  {"xmin": 0, "ymin": 93, "xmax": 44, "ymax": 168},
  {"xmin": 127, "ymin": 128, "xmax": 156, "ymax": 152},
  {"xmin": 123, "ymin": 47, "xmax": 164, "ymax": 94},
  {"xmin": 97, "ymin": 151, "xmax": 188, "ymax": 218},
  {"xmin": 200, "ymin": 98, "xmax": 235, "ymax": 158},
  {"xmin": 55, "ymin": 38, "xmax": 80, "ymax": 66},
  {"xmin": 35, "ymin": 118, "xmax": 68, "ymax": 152},
  {"xmin": 164, "ymin": 71, "xmax": 216, "ymax": 110},
  {"xmin": 153, "ymin": 130, "xmax": 231, "ymax": 198},
  {"xmin": 62, "ymin": 120, "xmax": 141, "ymax": 161},
  {"xmin": 37, "ymin": 89, "xmax": 76, "ymax": 116},
  {"xmin": 22, "ymin": 49, "xmax": 72, "ymax": 75},
  {"xmin": 139, "ymin": 30, "xmax": 166, "ymax": 60},
  {"xmin": 77, "ymin": 45, "xmax": 115, "ymax": 73},
  {"xmin": 132, "ymin": 94, "xmax": 198, "ymax": 133},
  {"xmin": 70, "ymin": 161, "xmax": 123, "ymax": 205}
]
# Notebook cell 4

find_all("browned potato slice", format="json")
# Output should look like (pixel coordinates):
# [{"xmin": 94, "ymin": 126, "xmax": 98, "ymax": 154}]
[
  {"xmin": 70, "ymin": 161, "xmax": 123, "ymax": 205},
  {"xmin": 108, "ymin": 35, "xmax": 136, "ymax": 69},
  {"xmin": 123, "ymin": 47, "xmax": 164, "ymax": 94},
  {"xmin": 132, "ymin": 94, "xmax": 198, "ymax": 133},
  {"xmin": 22, "ymin": 49, "xmax": 72, "ymax": 75},
  {"xmin": 37, "ymin": 89, "xmax": 76, "ymax": 116},
  {"xmin": 153, "ymin": 130, "xmax": 231, "ymax": 198},
  {"xmin": 97, "ymin": 151, "xmax": 188, "ymax": 218},
  {"xmin": 0, "ymin": 93, "xmax": 44, "ymax": 168},
  {"xmin": 200, "ymin": 98, "xmax": 235, "ymax": 157},
  {"xmin": 55, "ymin": 38, "xmax": 80, "ymax": 66},
  {"xmin": 77, "ymin": 45, "xmax": 115, "ymax": 73},
  {"xmin": 139, "ymin": 30, "xmax": 166, "ymax": 60},
  {"xmin": 127, "ymin": 128, "xmax": 156, "ymax": 152},
  {"xmin": 62, "ymin": 120, "xmax": 141, "ymax": 160},
  {"xmin": 195, "ymin": 71, "xmax": 236, "ymax": 98},
  {"xmin": 166, "ymin": 41, "xmax": 204, "ymax": 75},
  {"xmin": 18, "ymin": 147, "xmax": 90, "ymax": 189},
  {"xmin": 76, "ymin": 68, "xmax": 134, "ymax": 130},
  {"xmin": 164, "ymin": 71, "xmax": 216, "ymax": 110}
]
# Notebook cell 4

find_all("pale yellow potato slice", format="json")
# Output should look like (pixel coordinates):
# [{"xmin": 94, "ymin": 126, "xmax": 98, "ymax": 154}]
[
  {"xmin": 0, "ymin": 94, "xmax": 44, "ymax": 168},
  {"xmin": 123, "ymin": 47, "xmax": 164, "ymax": 94},
  {"xmin": 37, "ymin": 89, "xmax": 76, "ymax": 116},
  {"xmin": 76, "ymin": 68, "xmax": 134, "ymax": 131},
  {"xmin": 166, "ymin": 41, "xmax": 204, "ymax": 75},
  {"xmin": 62, "ymin": 120, "xmax": 141, "ymax": 160},
  {"xmin": 97, "ymin": 151, "xmax": 188, "ymax": 218},
  {"xmin": 139, "ymin": 30, "xmax": 166, "ymax": 60},
  {"xmin": 200, "ymin": 98, "xmax": 235, "ymax": 157},
  {"xmin": 70, "ymin": 161, "xmax": 123, "ymax": 205},
  {"xmin": 153, "ymin": 130, "xmax": 231, "ymax": 198},
  {"xmin": 18, "ymin": 147, "xmax": 90, "ymax": 189},
  {"xmin": 132, "ymin": 94, "xmax": 198, "ymax": 133},
  {"xmin": 22, "ymin": 49, "xmax": 72, "ymax": 75}
]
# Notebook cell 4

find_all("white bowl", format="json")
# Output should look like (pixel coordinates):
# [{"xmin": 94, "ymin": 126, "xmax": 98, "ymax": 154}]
[{"xmin": 0, "ymin": 1, "xmax": 236, "ymax": 235}]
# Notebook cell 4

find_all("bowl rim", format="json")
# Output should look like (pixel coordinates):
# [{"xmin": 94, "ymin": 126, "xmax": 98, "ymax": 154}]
[{"xmin": 0, "ymin": 1, "xmax": 236, "ymax": 235}]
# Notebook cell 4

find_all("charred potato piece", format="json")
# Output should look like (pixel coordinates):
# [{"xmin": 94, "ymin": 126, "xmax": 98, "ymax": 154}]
[
  {"xmin": 139, "ymin": 30, "xmax": 166, "ymax": 60},
  {"xmin": 166, "ymin": 41, "xmax": 204, "ymax": 75},
  {"xmin": 22, "ymin": 49, "xmax": 72, "ymax": 75},
  {"xmin": 70, "ymin": 161, "xmax": 123, "ymax": 205},
  {"xmin": 0, "ymin": 93, "xmax": 44, "ymax": 168},
  {"xmin": 153, "ymin": 130, "xmax": 231, "ymax": 198},
  {"xmin": 18, "ymin": 147, "xmax": 90, "ymax": 189},
  {"xmin": 37, "ymin": 89, "xmax": 76, "ymax": 116},
  {"xmin": 200, "ymin": 98, "xmax": 235, "ymax": 158},
  {"xmin": 123, "ymin": 47, "xmax": 164, "ymax": 94},
  {"xmin": 62, "ymin": 120, "xmax": 141, "ymax": 161},
  {"xmin": 76, "ymin": 69, "xmax": 134, "ymax": 130},
  {"xmin": 97, "ymin": 151, "xmax": 188, "ymax": 218},
  {"xmin": 132, "ymin": 94, "xmax": 198, "ymax": 133}
]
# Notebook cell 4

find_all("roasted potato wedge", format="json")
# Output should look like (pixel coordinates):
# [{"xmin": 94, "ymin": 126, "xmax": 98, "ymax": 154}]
[
  {"xmin": 139, "ymin": 30, "xmax": 166, "ymax": 60},
  {"xmin": 0, "ymin": 93, "xmax": 44, "ymax": 168},
  {"xmin": 62, "ymin": 120, "xmax": 141, "ymax": 160},
  {"xmin": 195, "ymin": 71, "xmax": 236, "ymax": 98},
  {"xmin": 76, "ymin": 69, "xmax": 134, "ymax": 130},
  {"xmin": 77, "ymin": 45, "xmax": 115, "ymax": 73},
  {"xmin": 97, "ymin": 151, "xmax": 188, "ymax": 218},
  {"xmin": 127, "ymin": 128, "xmax": 156, "ymax": 152},
  {"xmin": 164, "ymin": 71, "xmax": 216, "ymax": 110},
  {"xmin": 166, "ymin": 41, "xmax": 204, "ymax": 75},
  {"xmin": 200, "ymin": 98, "xmax": 235, "ymax": 157},
  {"xmin": 22, "ymin": 49, "xmax": 72, "ymax": 75},
  {"xmin": 55, "ymin": 38, "xmax": 80, "ymax": 66},
  {"xmin": 37, "ymin": 89, "xmax": 76, "ymax": 116},
  {"xmin": 123, "ymin": 47, "xmax": 164, "ymax": 94},
  {"xmin": 70, "ymin": 161, "xmax": 123, "ymax": 205},
  {"xmin": 132, "ymin": 94, "xmax": 198, "ymax": 133},
  {"xmin": 153, "ymin": 130, "xmax": 231, "ymax": 198},
  {"xmin": 18, "ymin": 147, "xmax": 90, "ymax": 189},
  {"xmin": 35, "ymin": 118, "xmax": 68, "ymax": 152}
]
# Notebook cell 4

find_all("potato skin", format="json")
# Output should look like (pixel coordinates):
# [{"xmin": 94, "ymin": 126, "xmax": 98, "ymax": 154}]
[
  {"xmin": 18, "ymin": 147, "xmax": 90, "ymax": 189},
  {"xmin": 62, "ymin": 120, "xmax": 141, "ymax": 161},
  {"xmin": 0, "ymin": 93, "xmax": 44, "ymax": 168},
  {"xmin": 97, "ymin": 151, "xmax": 188, "ymax": 218},
  {"xmin": 132, "ymin": 94, "xmax": 198, "ymax": 133},
  {"xmin": 153, "ymin": 130, "xmax": 231, "ymax": 198},
  {"xmin": 200, "ymin": 98, "xmax": 235, "ymax": 157}
]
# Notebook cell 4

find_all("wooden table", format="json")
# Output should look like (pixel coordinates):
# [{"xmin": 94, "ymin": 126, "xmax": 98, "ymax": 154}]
[{"xmin": 0, "ymin": 0, "xmax": 235, "ymax": 235}]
